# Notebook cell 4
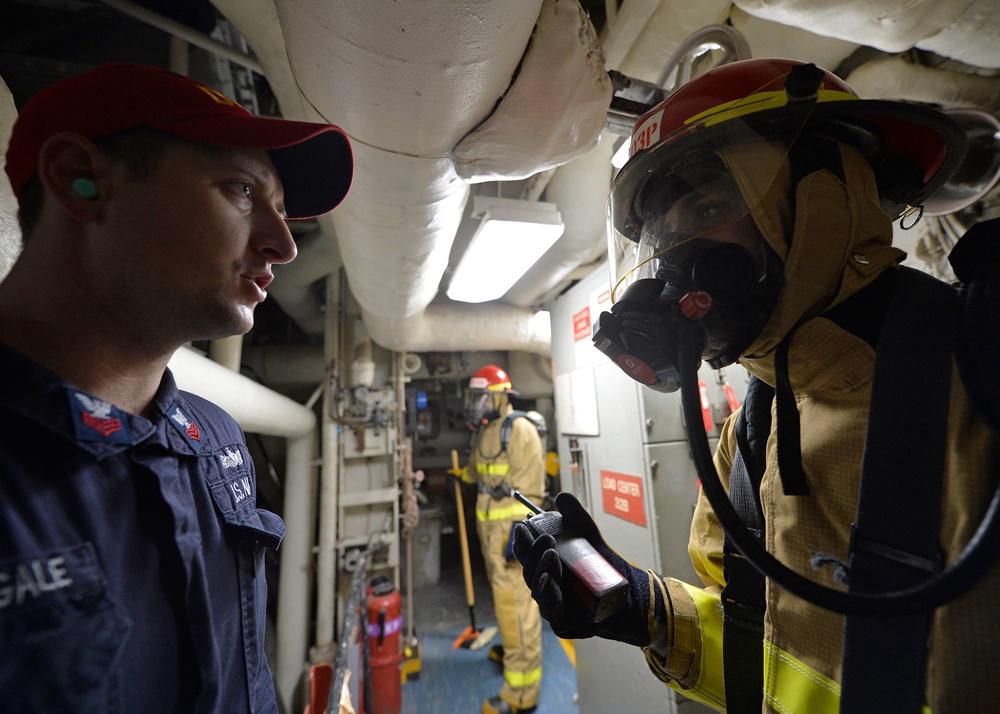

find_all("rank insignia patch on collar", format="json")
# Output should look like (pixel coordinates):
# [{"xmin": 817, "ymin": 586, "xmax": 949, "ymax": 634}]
[
  {"xmin": 68, "ymin": 390, "xmax": 134, "ymax": 445},
  {"xmin": 166, "ymin": 404, "xmax": 205, "ymax": 453}
]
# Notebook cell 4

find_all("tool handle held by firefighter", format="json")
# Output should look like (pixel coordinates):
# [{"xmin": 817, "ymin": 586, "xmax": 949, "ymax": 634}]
[
  {"xmin": 451, "ymin": 450, "xmax": 477, "ymax": 614},
  {"xmin": 512, "ymin": 491, "xmax": 628, "ymax": 623}
]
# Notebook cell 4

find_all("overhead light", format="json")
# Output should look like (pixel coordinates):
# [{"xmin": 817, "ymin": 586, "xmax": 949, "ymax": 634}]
[
  {"xmin": 611, "ymin": 137, "xmax": 631, "ymax": 169},
  {"xmin": 447, "ymin": 195, "xmax": 565, "ymax": 303}
]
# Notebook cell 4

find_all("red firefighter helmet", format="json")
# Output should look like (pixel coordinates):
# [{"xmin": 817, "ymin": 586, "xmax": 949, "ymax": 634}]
[
  {"xmin": 468, "ymin": 365, "xmax": 516, "ymax": 394},
  {"xmin": 466, "ymin": 365, "xmax": 516, "ymax": 427},
  {"xmin": 611, "ymin": 57, "xmax": 966, "ymax": 247}
]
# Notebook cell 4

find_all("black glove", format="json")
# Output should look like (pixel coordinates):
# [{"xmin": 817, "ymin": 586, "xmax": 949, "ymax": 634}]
[{"xmin": 512, "ymin": 491, "xmax": 663, "ymax": 647}]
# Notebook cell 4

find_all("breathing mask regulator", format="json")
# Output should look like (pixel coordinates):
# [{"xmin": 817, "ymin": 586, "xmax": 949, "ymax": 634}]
[
  {"xmin": 465, "ymin": 390, "xmax": 499, "ymax": 429},
  {"xmin": 593, "ymin": 154, "xmax": 783, "ymax": 391},
  {"xmin": 596, "ymin": 58, "xmax": 995, "ymax": 616}
]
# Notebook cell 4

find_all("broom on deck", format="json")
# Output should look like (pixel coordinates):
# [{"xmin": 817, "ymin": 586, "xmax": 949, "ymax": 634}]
[{"xmin": 451, "ymin": 449, "xmax": 498, "ymax": 650}]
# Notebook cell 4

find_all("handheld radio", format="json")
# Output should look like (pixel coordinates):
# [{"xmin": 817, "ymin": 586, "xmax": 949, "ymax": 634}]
[{"xmin": 512, "ymin": 491, "xmax": 628, "ymax": 623}]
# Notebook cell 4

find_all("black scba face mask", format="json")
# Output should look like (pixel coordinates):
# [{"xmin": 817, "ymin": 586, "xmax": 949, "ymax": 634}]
[
  {"xmin": 465, "ymin": 391, "xmax": 498, "ymax": 428},
  {"xmin": 594, "ymin": 161, "xmax": 782, "ymax": 392}
]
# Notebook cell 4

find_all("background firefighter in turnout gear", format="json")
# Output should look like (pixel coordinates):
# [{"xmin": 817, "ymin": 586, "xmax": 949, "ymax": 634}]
[{"xmin": 459, "ymin": 364, "xmax": 545, "ymax": 714}]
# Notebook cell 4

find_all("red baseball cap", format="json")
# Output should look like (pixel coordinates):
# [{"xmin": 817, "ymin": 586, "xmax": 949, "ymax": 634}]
[{"xmin": 4, "ymin": 62, "xmax": 353, "ymax": 219}]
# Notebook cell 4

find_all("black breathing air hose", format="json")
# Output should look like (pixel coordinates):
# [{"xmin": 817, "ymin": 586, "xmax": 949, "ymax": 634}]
[{"xmin": 676, "ymin": 322, "xmax": 1000, "ymax": 616}]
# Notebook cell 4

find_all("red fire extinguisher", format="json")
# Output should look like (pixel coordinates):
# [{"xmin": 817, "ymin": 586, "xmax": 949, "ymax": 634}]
[{"xmin": 364, "ymin": 576, "xmax": 402, "ymax": 714}]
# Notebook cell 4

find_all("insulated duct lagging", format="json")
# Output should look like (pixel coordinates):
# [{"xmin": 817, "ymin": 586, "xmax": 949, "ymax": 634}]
[{"xmin": 215, "ymin": 0, "xmax": 612, "ymax": 355}]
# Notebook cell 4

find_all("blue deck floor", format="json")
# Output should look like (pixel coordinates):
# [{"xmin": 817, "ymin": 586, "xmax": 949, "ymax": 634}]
[
  {"xmin": 398, "ymin": 498, "xmax": 579, "ymax": 714},
  {"xmin": 401, "ymin": 619, "xmax": 577, "ymax": 714}
]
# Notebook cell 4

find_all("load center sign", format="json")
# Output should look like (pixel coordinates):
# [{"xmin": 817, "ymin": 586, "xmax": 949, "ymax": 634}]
[{"xmin": 600, "ymin": 470, "xmax": 646, "ymax": 527}]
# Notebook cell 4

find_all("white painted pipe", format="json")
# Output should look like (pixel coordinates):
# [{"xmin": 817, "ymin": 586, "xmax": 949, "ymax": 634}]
[
  {"xmin": 99, "ymin": 0, "xmax": 265, "ymax": 74},
  {"xmin": 312, "ymin": 416, "xmax": 340, "ymax": 661},
  {"xmin": 275, "ymin": 431, "xmax": 318, "ymax": 708},
  {"xmin": 168, "ymin": 346, "xmax": 315, "ymax": 437},
  {"xmin": 209, "ymin": 334, "xmax": 244, "ymax": 373},
  {"xmin": 313, "ymin": 274, "xmax": 341, "ymax": 659}
]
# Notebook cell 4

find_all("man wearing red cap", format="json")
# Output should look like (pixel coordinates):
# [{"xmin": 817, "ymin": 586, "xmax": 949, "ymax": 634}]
[{"xmin": 0, "ymin": 63, "xmax": 352, "ymax": 712}]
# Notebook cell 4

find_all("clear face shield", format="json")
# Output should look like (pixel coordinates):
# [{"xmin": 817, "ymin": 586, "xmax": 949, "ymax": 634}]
[
  {"xmin": 464, "ymin": 389, "xmax": 499, "ymax": 428},
  {"xmin": 627, "ymin": 160, "xmax": 769, "ymax": 298},
  {"xmin": 596, "ymin": 106, "xmax": 809, "ymax": 391}
]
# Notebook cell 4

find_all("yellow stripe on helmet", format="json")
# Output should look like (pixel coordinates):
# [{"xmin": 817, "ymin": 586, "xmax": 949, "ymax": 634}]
[{"xmin": 686, "ymin": 88, "xmax": 857, "ymax": 129}]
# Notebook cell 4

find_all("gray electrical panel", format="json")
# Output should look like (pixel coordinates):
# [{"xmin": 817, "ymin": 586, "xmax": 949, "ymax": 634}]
[{"xmin": 548, "ymin": 264, "xmax": 750, "ymax": 714}]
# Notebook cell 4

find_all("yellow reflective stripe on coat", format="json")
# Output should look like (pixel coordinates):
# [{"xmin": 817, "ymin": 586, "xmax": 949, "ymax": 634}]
[
  {"xmin": 764, "ymin": 640, "xmax": 838, "ymax": 714},
  {"xmin": 476, "ymin": 503, "xmax": 527, "ymax": 521},
  {"xmin": 504, "ymin": 666, "xmax": 542, "ymax": 688},
  {"xmin": 763, "ymin": 641, "xmax": 932, "ymax": 714},
  {"xmin": 668, "ymin": 583, "xmax": 727, "ymax": 710},
  {"xmin": 476, "ymin": 462, "xmax": 511, "ymax": 477},
  {"xmin": 673, "ymin": 583, "xmax": 935, "ymax": 714}
]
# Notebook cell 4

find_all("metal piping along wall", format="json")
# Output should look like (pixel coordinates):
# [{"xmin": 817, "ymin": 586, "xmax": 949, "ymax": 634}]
[{"xmin": 312, "ymin": 274, "xmax": 341, "ymax": 667}]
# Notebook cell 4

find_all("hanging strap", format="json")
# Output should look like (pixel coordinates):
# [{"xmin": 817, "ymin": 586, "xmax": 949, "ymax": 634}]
[
  {"xmin": 499, "ymin": 410, "xmax": 528, "ymax": 454},
  {"xmin": 721, "ymin": 271, "xmax": 894, "ymax": 711},
  {"xmin": 498, "ymin": 410, "xmax": 546, "ymax": 453},
  {"xmin": 722, "ymin": 375, "xmax": 773, "ymax": 713},
  {"xmin": 839, "ymin": 267, "xmax": 957, "ymax": 714}
]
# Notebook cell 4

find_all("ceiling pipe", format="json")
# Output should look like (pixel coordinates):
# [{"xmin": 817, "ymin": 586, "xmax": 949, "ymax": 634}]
[
  {"xmin": 268, "ymin": 230, "xmax": 343, "ymax": 335},
  {"xmin": 167, "ymin": 346, "xmax": 315, "ymax": 437},
  {"xmin": 845, "ymin": 56, "xmax": 1000, "ymax": 113},
  {"xmin": 99, "ymin": 0, "xmax": 264, "ymax": 74},
  {"xmin": 213, "ymin": 0, "xmax": 605, "ymax": 355},
  {"xmin": 270, "ymin": 0, "xmax": 543, "ymax": 343},
  {"xmin": 363, "ymin": 300, "xmax": 553, "ymax": 355},
  {"xmin": 732, "ymin": 0, "xmax": 1000, "ymax": 67}
]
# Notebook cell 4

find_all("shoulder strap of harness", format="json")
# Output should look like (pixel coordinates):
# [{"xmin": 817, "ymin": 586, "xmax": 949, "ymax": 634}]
[
  {"xmin": 722, "ymin": 374, "xmax": 773, "ymax": 713},
  {"xmin": 498, "ymin": 410, "xmax": 544, "ymax": 453},
  {"xmin": 838, "ymin": 267, "xmax": 955, "ymax": 714},
  {"xmin": 475, "ymin": 411, "xmax": 545, "ymax": 481}
]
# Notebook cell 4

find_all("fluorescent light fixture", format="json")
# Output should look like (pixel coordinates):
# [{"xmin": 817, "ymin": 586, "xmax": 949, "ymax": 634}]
[
  {"xmin": 611, "ymin": 137, "xmax": 632, "ymax": 169},
  {"xmin": 447, "ymin": 196, "xmax": 565, "ymax": 303}
]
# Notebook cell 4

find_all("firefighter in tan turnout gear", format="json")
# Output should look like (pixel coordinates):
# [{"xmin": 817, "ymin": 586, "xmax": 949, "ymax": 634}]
[
  {"xmin": 461, "ymin": 365, "xmax": 544, "ymax": 714},
  {"xmin": 513, "ymin": 57, "xmax": 1000, "ymax": 713}
]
